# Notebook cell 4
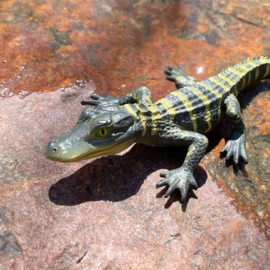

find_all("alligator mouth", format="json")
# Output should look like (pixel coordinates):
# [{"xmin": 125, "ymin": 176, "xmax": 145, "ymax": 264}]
[{"xmin": 47, "ymin": 137, "xmax": 135, "ymax": 162}]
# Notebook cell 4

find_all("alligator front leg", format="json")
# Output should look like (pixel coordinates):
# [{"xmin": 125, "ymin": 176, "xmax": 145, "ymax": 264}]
[
  {"xmin": 81, "ymin": 86, "xmax": 153, "ymax": 107},
  {"xmin": 156, "ymin": 129, "xmax": 209, "ymax": 201},
  {"xmin": 220, "ymin": 94, "xmax": 248, "ymax": 164}
]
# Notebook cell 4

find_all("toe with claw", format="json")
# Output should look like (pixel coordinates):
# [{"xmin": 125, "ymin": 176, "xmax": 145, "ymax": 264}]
[
  {"xmin": 164, "ymin": 65, "xmax": 196, "ymax": 88},
  {"xmin": 164, "ymin": 64, "xmax": 188, "ymax": 82},
  {"xmin": 220, "ymin": 132, "xmax": 248, "ymax": 165},
  {"xmin": 156, "ymin": 167, "xmax": 198, "ymax": 201}
]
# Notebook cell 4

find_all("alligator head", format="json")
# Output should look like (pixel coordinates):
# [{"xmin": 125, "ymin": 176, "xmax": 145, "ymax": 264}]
[{"xmin": 45, "ymin": 101, "xmax": 139, "ymax": 162}]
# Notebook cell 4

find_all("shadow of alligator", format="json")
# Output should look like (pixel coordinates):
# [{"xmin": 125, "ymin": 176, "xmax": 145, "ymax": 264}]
[{"xmin": 48, "ymin": 141, "xmax": 210, "ymax": 208}]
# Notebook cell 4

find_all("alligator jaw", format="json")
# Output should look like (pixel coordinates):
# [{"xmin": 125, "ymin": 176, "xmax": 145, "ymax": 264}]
[{"xmin": 45, "ymin": 135, "xmax": 136, "ymax": 162}]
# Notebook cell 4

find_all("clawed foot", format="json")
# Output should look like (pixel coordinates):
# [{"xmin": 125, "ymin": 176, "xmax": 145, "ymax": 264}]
[
  {"xmin": 164, "ymin": 65, "xmax": 196, "ymax": 88},
  {"xmin": 220, "ymin": 133, "xmax": 248, "ymax": 164},
  {"xmin": 81, "ymin": 94, "xmax": 120, "ymax": 106},
  {"xmin": 164, "ymin": 64, "xmax": 188, "ymax": 82},
  {"xmin": 156, "ymin": 167, "xmax": 198, "ymax": 201}
]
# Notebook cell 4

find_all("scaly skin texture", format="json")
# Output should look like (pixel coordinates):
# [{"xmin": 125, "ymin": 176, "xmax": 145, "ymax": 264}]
[{"xmin": 45, "ymin": 56, "xmax": 270, "ymax": 201}]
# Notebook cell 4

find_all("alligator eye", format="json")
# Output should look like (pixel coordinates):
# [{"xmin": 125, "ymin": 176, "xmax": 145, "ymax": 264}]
[{"xmin": 95, "ymin": 127, "xmax": 111, "ymax": 137}]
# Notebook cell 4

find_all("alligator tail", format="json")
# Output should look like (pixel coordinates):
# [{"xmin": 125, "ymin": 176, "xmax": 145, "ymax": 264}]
[{"xmin": 212, "ymin": 56, "xmax": 270, "ymax": 96}]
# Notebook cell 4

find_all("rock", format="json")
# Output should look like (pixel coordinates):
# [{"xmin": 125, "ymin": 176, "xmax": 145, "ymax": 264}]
[
  {"xmin": 1, "ymin": 0, "xmax": 270, "ymax": 269},
  {"xmin": 0, "ymin": 85, "xmax": 270, "ymax": 269}
]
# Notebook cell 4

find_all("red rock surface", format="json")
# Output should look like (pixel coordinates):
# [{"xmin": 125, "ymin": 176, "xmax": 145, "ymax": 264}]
[
  {"xmin": 1, "ymin": 0, "xmax": 270, "ymax": 98},
  {"xmin": 1, "ymin": 0, "xmax": 270, "ymax": 269},
  {"xmin": 1, "ymin": 87, "xmax": 270, "ymax": 269}
]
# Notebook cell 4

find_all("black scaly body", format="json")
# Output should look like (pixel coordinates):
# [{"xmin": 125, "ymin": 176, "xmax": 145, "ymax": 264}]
[{"xmin": 45, "ymin": 56, "xmax": 270, "ymax": 201}]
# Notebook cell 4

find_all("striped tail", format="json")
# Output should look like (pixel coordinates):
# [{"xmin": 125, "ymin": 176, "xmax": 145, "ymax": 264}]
[{"xmin": 213, "ymin": 56, "xmax": 270, "ymax": 96}]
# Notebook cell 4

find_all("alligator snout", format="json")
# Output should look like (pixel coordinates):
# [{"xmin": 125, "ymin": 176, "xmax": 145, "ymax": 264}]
[
  {"xmin": 46, "ymin": 142, "xmax": 59, "ymax": 153},
  {"xmin": 45, "ymin": 141, "xmax": 64, "ymax": 161}
]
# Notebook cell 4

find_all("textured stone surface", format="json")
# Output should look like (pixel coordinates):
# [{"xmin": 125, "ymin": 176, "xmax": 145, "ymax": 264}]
[
  {"xmin": 1, "ymin": 0, "xmax": 270, "ymax": 97},
  {"xmin": 205, "ymin": 83, "xmax": 270, "ymax": 239},
  {"xmin": 1, "ymin": 87, "xmax": 270, "ymax": 269},
  {"xmin": 1, "ymin": 0, "xmax": 270, "ymax": 269}
]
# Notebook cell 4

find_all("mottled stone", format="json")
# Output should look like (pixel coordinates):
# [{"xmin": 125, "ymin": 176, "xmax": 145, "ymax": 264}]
[
  {"xmin": 1, "ymin": 0, "xmax": 270, "ymax": 269},
  {"xmin": 1, "ymin": 0, "xmax": 270, "ymax": 98},
  {"xmin": 1, "ymin": 87, "xmax": 270, "ymax": 269},
  {"xmin": 204, "ymin": 82, "xmax": 270, "ymax": 239}
]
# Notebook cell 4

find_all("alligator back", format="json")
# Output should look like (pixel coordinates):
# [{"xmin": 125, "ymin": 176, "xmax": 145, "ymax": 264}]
[{"xmin": 155, "ymin": 56, "xmax": 270, "ymax": 134}]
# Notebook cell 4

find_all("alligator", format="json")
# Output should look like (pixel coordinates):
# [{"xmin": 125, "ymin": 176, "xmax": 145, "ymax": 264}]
[{"xmin": 45, "ymin": 56, "xmax": 270, "ymax": 201}]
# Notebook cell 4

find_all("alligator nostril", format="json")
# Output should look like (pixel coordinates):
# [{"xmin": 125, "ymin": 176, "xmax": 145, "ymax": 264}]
[{"xmin": 48, "ymin": 142, "xmax": 59, "ymax": 153}]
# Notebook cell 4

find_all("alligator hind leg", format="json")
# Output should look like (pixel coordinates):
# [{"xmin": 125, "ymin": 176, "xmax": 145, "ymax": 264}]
[
  {"xmin": 164, "ymin": 64, "xmax": 196, "ymax": 89},
  {"xmin": 220, "ymin": 94, "xmax": 248, "ymax": 165}
]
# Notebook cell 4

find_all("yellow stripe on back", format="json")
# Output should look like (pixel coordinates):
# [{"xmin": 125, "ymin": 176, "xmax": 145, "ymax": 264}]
[
  {"xmin": 217, "ymin": 76, "xmax": 237, "ymax": 95},
  {"xmin": 199, "ymin": 81, "xmax": 223, "ymax": 99},
  {"xmin": 232, "ymin": 63, "xmax": 250, "ymax": 92},
  {"xmin": 124, "ymin": 103, "xmax": 161, "ymax": 136},
  {"xmin": 203, "ymin": 78, "xmax": 227, "ymax": 119},
  {"xmin": 123, "ymin": 104, "xmax": 137, "ymax": 118},
  {"xmin": 134, "ymin": 104, "xmax": 147, "ymax": 136},
  {"xmin": 158, "ymin": 98, "xmax": 176, "ymax": 121},
  {"xmin": 233, "ymin": 64, "xmax": 249, "ymax": 76},
  {"xmin": 147, "ymin": 104, "xmax": 162, "ymax": 136},
  {"xmin": 186, "ymin": 86, "xmax": 212, "ymax": 133},
  {"xmin": 260, "ymin": 55, "xmax": 266, "ymax": 62},
  {"xmin": 238, "ymin": 64, "xmax": 251, "ymax": 85},
  {"xmin": 247, "ymin": 59, "xmax": 260, "ymax": 80},
  {"xmin": 217, "ymin": 73, "xmax": 235, "ymax": 86},
  {"xmin": 247, "ymin": 58, "xmax": 258, "ymax": 67},
  {"xmin": 263, "ymin": 63, "xmax": 270, "ymax": 78},
  {"xmin": 171, "ymin": 91, "xmax": 197, "ymax": 132},
  {"xmin": 208, "ymin": 77, "xmax": 231, "ymax": 92}
]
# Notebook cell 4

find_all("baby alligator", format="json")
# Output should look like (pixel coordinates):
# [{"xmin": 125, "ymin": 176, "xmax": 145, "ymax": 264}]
[{"xmin": 45, "ymin": 56, "xmax": 270, "ymax": 200}]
